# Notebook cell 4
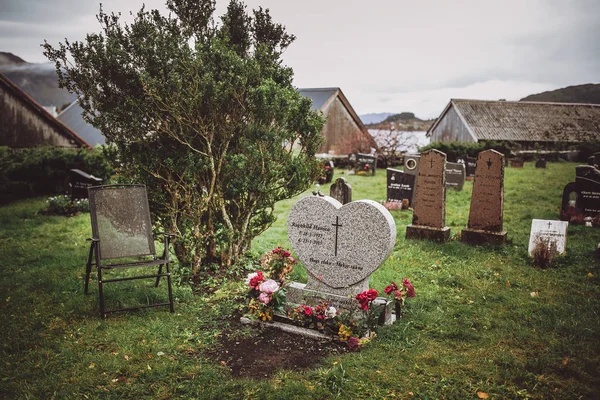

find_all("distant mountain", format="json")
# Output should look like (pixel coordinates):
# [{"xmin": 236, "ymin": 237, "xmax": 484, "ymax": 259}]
[
  {"xmin": 0, "ymin": 52, "xmax": 27, "ymax": 66},
  {"xmin": 359, "ymin": 112, "xmax": 395, "ymax": 125},
  {"xmin": 366, "ymin": 112, "xmax": 434, "ymax": 132},
  {"xmin": 0, "ymin": 51, "xmax": 76, "ymax": 108},
  {"xmin": 521, "ymin": 83, "xmax": 600, "ymax": 104}
]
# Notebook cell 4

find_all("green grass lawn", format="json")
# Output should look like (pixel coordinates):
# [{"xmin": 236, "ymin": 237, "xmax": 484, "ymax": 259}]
[{"xmin": 1, "ymin": 162, "xmax": 599, "ymax": 399}]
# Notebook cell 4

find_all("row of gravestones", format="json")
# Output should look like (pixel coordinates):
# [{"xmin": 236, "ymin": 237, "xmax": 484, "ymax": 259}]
[{"xmin": 284, "ymin": 149, "xmax": 586, "ymax": 322}]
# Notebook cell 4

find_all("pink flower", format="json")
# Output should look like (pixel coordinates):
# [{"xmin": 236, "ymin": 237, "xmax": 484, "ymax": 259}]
[
  {"xmin": 259, "ymin": 279, "xmax": 279, "ymax": 295},
  {"xmin": 258, "ymin": 292, "xmax": 272, "ymax": 304},
  {"xmin": 394, "ymin": 290, "xmax": 403, "ymax": 300}
]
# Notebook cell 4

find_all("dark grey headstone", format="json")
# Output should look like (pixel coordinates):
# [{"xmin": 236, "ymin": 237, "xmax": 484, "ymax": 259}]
[
  {"xmin": 386, "ymin": 168, "xmax": 416, "ymax": 207},
  {"xmin": 465, "ymin": 156, "xmax": 477, "ymax": 179},
  {"xmin": 348, "ymin": 153, "xmax": 377, "ymax": 176},
  {"xmin": 68, "ymin": 169, "xmax": 103, "ymax": 200},
  {"xmin": 329, "ymin": 177, "xmax": 352, "ymax": 204},
  {"xmin": 535, "ymin": 158, "xmax": 547, "ymax": 168},
  {"xmin": 561, "ymin": 165, "xmax": 600, "ymax": 217},
  {"xmin": 445, "ymin": 162, "xmax": 466, "ymax": 190},
  {"xmin": 589, "ymin": 156, "xmax": 596, "ymax": 166}
]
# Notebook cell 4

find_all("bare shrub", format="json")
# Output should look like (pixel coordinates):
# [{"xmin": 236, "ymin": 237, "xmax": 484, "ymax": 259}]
[{"xmin": 531, "ymin": 237, "xmax": 559, "ymax": 268}]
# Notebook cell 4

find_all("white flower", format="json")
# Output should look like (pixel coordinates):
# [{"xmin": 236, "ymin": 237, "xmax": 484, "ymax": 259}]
[
  {"xmin": 325, "ymin": 306, "xmax": 337, "ymax": 319},
  {"xmin": 244, "ymin": 272, "xmax": 258, "ymax": 285}
]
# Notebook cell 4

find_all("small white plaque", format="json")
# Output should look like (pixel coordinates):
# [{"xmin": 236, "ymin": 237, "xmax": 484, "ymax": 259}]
[{"xmin": 528, "ymin": 219, "xmax": 568, "ymax": 256}]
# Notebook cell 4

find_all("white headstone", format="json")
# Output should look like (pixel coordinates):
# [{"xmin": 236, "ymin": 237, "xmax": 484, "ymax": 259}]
[{"xmin": 528, "ymin": 219, "xmax": 568, "ymax": 256}]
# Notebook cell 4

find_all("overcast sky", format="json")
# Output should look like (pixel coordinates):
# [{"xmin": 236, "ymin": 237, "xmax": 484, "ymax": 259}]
[{"xmin": 1, "ymin": 0, "xmax": 599, "ymax": 118}]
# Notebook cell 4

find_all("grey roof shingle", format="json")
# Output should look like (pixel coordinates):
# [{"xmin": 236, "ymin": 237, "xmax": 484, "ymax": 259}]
[
  {"xmin": 448, "ymin": 99, "xmax": 600, "ymax": 142},
  {"xmin": 57, "ymin": 100, "xmax": 105, "ymax": 146}
]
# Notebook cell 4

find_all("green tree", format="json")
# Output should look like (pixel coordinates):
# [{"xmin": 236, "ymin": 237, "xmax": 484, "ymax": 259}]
[{"xmin": 43, "ymin": 0, "xmax": 324, "ymax": 274}]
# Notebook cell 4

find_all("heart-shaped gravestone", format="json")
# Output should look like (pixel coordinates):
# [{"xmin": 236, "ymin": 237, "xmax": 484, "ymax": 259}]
[{"xmin": 287, "ymin": 196, "xmax": 396, "ymax": 289}]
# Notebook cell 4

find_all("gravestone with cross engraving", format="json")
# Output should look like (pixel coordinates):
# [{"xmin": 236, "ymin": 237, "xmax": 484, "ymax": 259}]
[
  {"xmin": 405, "ymin": 149, "xmax": 450, "ymax": 242},
  {"xmin": 286, "ymin": 195, "xmax": 396, "ymax": 312},
  {"xmin": 461, "ymin": 149, "xmax": 507, "ymax": 245},
  {"xmin": 329, "ymin": 177, "xmax": 352, "ymax": 204},
  {"xmin": 528, "ymin": 219, "xmax": 568, "ymax": 256}
]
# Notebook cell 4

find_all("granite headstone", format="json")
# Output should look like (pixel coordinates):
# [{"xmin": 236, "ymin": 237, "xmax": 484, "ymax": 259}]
[
  {"xmin": 68, "ymin": 169, "xmax": 103, "ymax": 200},
  {"xmin": 465, "ymin": 156, "xmax": 477, "ymax": 180},
  {"xmin": 528, "ymin": 219, "xmax": 568, "ymax": 256},
  {"xmin": 386, "ymin": 168, "xmax": 416, "ymax": 207},
  {"xmin": 445, "ymin": 162, "xmax": 466, "ymax": 191},
  {"xmin": 405, "ymin": 149, "xmax": 450, "ymax": 242},
  {"xmin": 461, "ymin": 149, "xmax": 507, "ymax": 245},
  {"xmin": 535, "ymin": 158, "xmax": 547, "ymax": 169},
  {"xmin": 348, "ymin": 153, "xmax": 377, "ymax": 176},
  {"xmin": 403, "ymin": 154, "xmax": 420, "ymax": 177},
  {"xmin": 286, "ymin": 195, "xmax": 396, "ymax": 311},
  {"xmin": 329, "ymin": 177, "xmax": 352, "ymax": 205},
  {"xmin": 561, "ymin": 165, "xmax": 600, "ymax": 218}
]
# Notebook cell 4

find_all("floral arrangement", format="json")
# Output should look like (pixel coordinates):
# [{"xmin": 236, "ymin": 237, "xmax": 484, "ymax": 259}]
[
  {"xmin": 289, "ymin": 301, "xmax": 339, "ymax": 332},
  {"xmin": 41, "ymin": 195, "xmax": 89, "ymax": 216},
  {"xmin": 245, "ymin": 248, "xmax": 296, "ymax": 321},
  {"xmin": 384, "ymin": 278, "xmax": 416, "ymax": 317}
]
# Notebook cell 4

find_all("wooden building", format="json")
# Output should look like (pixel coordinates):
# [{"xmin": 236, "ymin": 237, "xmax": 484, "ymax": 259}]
[
  {"xmin": 427, "ymin": 99, "xmax": 600, "ymax": 148},
  {"xmin": 0, "ymin": 72, "xmax": 89, "ymax": 149},
  {"xmin": 299, "ymin": 87, "xmax": 375, "ymax": 155}
]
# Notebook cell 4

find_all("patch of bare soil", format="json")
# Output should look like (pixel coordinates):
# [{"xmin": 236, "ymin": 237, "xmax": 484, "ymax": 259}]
[{"xmin": 209, "ymin": 324, "xmax": 348, "ymax": 379}]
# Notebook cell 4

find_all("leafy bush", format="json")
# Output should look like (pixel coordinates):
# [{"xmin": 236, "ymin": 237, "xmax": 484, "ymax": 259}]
[
  {"xmin": 419, "ymin": 140, "xmax": 516, "ymax": 162},
  {"xmin": 0, "ymin": 146, "xmax": 112, "ymax": 204}
]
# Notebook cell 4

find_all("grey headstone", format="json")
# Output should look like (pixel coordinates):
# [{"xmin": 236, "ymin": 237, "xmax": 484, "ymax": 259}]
[
  {"xmin": 287, "ymin": 196, "xmax": 396, "ymax": 299},
  {"xmin": 329, "ymin": 177, "xmax": 352, "ymax": 204},
  {"xmin": 445, "ymin": 162, "xmax": 466, "ymax": 190},
  {"xmin": 528, "ymin": 219, "xmax": 568, "ymax": 256},
  {"xmin": 403, "ymin": 154, "xmax": 420, "ymax": 176},
  {"xmin": 465, "ymin": 156, "xmax": 477, "ymax": 179},
  {"xmin": 386, "ymin": 168, "xmax": 416, "ymax": 207}
]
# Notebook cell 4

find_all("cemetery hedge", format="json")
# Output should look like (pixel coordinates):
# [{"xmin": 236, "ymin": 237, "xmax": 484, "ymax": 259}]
[
  {"xmin": 1, "ymin": 161, "xmax": 599, "ymax": 399},
  {"xmin": 419, "ymin": 140, "xmax": 516, "ymax": 162},
  {"xmin": 0, "ymin": 146, "xmax": 112, "ymax": 204}
]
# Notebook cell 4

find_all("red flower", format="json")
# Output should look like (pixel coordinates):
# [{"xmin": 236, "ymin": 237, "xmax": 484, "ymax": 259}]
[
  {"xmin": 366, "ymin": 289, "xmax": 378, "ymax": 301},
  {"xmin": 303, "ymin": 306, "xmax": 313, "ymax": 316},
  {"xmin": 394, "ymin": 290, "xmax": 403, "ymax": 300},
  {"xmin": 273, "ymin": 247, "xmax": 281, "ymax": 254},
  {"xmin": 384, "ymin": 282, "xmax": 398, "ymax": 295},
  {"xmin": 348, "ymin": 336, "xmax": 360, "ymax": 351},
  {"xmin": 283, "ymin": 250, "xmax": 291, "ymax": 257},
  {"xmin": 364, "ymin": 163, "xmax": 370, "ymax": 171},
  {"xmin": 248, "ymin": 271, "xmax": 265, "ymax": 290},
  {"xmin": 403, "ymin": 278, "xmax": 416, "ymax": 298}
]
